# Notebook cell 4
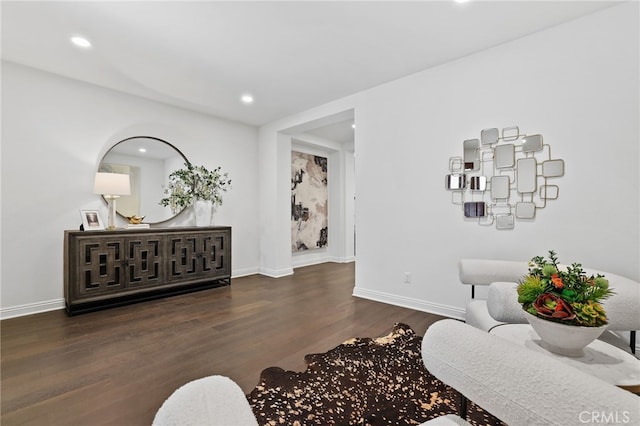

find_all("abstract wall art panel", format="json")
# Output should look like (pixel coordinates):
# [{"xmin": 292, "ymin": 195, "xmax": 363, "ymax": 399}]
[{"xmin": 291, "ymin": 151, "xmax": 328, "ymax": 252}]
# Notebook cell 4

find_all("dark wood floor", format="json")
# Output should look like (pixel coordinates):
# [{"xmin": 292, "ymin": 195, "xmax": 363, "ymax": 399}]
[{"xmin": 1, "ymin": 262, "xmax": 446, "ymax": 425}]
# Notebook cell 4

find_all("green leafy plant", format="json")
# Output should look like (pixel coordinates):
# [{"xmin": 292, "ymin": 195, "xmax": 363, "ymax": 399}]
[
  {"xmin": 159, "ymin": 162, "xmax": 231, "ymax": 214},
  {"xmin": 517, "ymin": 250, "xmax": 613, "ymax": 327}
]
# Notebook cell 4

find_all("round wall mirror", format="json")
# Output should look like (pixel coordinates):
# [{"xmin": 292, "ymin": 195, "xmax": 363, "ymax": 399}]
[{"xmin": 98, "ymin": 136, "xmax": 189, "ymax": 224}]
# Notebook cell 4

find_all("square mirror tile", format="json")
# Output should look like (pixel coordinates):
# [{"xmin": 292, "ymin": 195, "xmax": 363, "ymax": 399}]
[
  {"xmin": 496, "ymin": 214, "xmax": 515, "ymax": 229},
  {"xmin": 542, "ymin": 159, "xmax": 564, "ymax": 177},
  {"xmin": 491, "ymin": 176, "xmax": 510, "ymax": 199},
  {"xmin": 470, "ymin": 176, "xmax": 487, "ymax": 191},
  {"xmin": 464, "ymin": 202, "xmax": 486, "ymax": 217},
  {"xmin": 481, "ymin": 128, "xmax": 499, "ymax": 145},
  {"xmin": 516, "ymin": 202, "xmax": 536, "ymax": 219},
  {"xmin": 495, "ymin": 144, "xmax": 515, "ymax": 168},
  {"xmin": 522, "ymin": 134, "xmax": 543, "ymax": 152},
  {"xmin": 445, "ymin": 174, "xmax": 466, "ymax": 190}
]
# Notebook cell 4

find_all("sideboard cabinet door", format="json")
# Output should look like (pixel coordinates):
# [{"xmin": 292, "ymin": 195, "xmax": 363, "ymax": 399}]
[
  {"xmin": 166, "ymin": 230, "xmax": 231, "ymax": 284},
  {"xmin": 125, "ymin": 234, "xmax": 165, "ymax": 289},
  {"xmin": 201, "ymin": 231, "xmax": 231, "ymax": 280},
  {"xmin": 72, "ymin": 236, "xmax": 127, "ymax": 298}
]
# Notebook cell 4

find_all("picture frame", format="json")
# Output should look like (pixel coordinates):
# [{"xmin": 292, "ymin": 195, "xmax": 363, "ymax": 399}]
[{"xmin": 80, "ymin": 209, "xmax": 105, "ymax": 231}]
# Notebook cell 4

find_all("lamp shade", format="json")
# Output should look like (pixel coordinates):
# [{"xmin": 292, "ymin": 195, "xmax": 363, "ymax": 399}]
[{"xmin": 93, "ymin": 172, "xmax": 131, "ymax": 196}]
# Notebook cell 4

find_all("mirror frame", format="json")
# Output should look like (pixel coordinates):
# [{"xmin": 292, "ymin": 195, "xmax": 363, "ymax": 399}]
[{"xmin": 98, "ymin": 135, "xmax": 190, "ymax": 225}]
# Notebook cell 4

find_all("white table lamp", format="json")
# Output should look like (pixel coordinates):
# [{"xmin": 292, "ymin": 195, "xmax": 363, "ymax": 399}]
[{"xmin": 94, "ymin": 172, "xmax": 131, "ymax": 230}]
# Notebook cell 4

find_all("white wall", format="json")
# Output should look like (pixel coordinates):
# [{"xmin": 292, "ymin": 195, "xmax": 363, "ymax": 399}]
[
  {"xmin": 2, "ymin": 3, "xmax": 637, "ymax": 320},
  {"xmin": 259, "ymin": 3, "xmax": 639, "ymax": 319},
  {"xmin": 1, "ymin": 62, "xmax": 260, "ymax": 318}
]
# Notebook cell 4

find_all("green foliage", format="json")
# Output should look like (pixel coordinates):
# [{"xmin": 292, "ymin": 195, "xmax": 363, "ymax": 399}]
[
  {"xmin": 573, "ymin": 301, "xmax": 607, "ymax": 327},
  {"xmin": 159, "ymin": 162, "xmax": 232, "ymax": 213},
  {"xmin": 517, "ymin": 275, "xmax": 545, "ymax": 305},
  {"xmin": 541, "ymin": 264, "xmax": 557, "ymax": 277},
  {"xmin": 517, "ymin": 250, "xmax": 614, "ymax": 327}
]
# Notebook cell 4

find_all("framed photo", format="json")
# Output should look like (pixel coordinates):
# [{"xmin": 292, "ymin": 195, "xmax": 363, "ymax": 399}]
[{"xmin": 80, "ymin": 209, "xmax": 105, "ymax": 230}]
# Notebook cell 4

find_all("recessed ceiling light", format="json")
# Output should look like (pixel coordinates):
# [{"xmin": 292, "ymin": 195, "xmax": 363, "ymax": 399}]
[
  {"xmin": 70, "ymin": 35, "xmax": 92, "ymax": 48},
  {"xmin": 352, "ymin": 123, "xmax": 356, "ymax": 129},
  {"xmin": 138, "ymin": 148, "xmax": 147, "ymax": 153},
  {"xmin": 241, "ymin": 94, "xmax": 254, "ymax": 104}
]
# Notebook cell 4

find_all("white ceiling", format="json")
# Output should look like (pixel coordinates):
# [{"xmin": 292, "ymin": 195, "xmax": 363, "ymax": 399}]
[{"xmin": 1, "ymin": 1, "xmax": 619, "ymax": 128}]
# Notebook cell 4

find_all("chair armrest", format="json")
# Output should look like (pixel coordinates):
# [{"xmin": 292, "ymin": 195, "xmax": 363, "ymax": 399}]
[
  {"xmin": 422, "ymin": 320, "xmax": 640, "ymax": 426},
  {"xmin": 153, "ymin": 375, "xmax": 258, "ymax": 426}
]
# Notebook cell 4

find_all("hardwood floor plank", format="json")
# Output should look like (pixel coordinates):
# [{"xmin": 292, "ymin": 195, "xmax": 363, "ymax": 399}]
[{"xmin": 1, "ymin": 262, "xmax": 446, "ymax": 425}]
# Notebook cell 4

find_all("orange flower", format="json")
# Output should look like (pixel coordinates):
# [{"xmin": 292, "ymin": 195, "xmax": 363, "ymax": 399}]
[{"xmin": 551, "ymin": 273, "xmax": 564, "ymax": 289}]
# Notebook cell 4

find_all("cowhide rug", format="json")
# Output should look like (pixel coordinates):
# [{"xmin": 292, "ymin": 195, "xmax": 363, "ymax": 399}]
[{"xmin": 247, "ymin": 323, "xmax": 504, "ymax": 426}]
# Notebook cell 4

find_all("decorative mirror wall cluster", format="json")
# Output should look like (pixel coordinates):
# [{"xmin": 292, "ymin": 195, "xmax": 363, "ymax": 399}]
[{"xmin": 445, "ymin": 126, "xmax": 564, "ymax": 229}]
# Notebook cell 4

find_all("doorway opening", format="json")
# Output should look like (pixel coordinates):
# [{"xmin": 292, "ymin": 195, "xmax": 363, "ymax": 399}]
[{"xmin": 281, "ymin": 109, "xmax": 355, "ymax": 269}]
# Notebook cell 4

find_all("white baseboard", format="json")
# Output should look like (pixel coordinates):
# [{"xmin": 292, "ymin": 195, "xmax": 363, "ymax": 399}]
[
  {"xmin": 1, "ymin": 299, "xmax": 65, "ymax": 320},
  {"xmin": 329, "ymin": 256, "xmax": 356, "ymax": 263},
  {"xmin": 258, "ymin": 267, "xmax": 294, "ymax": 278},
  {"xmin": 292, "ymin": 256, "xmax": 355, "ymax": 269},
  {"xmin": 352, "ymin": 287, "xmax": 465, "ymax": 321},
  {"xmin": 232, "ymin": 267, "xmax": 259, "ymax": 278}
]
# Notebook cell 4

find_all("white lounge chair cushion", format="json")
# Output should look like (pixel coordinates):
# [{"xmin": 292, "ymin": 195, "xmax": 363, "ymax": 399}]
[
  {"xmin": 422, "ymin": 319, "xmax": 640, "ymax": 426},
  {"xmin": 153, "ymin": 375, "xmax": 258, "ymax": 426}
]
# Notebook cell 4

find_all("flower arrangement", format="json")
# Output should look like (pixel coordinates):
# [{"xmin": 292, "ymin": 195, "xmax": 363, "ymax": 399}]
[
  {"xmin": 517, "ymin": 250, "xmax": 613, "ymax": 327},
  {"xmin": 159, "ymin": 162, "xmax": 231, "ymax": 214}
]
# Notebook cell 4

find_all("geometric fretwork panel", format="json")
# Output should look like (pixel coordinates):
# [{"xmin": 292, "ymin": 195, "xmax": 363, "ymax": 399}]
[
  {"xmin": 201, "ymin": 235, "xmax": 225, "ymax": 273},
  {"xmin": 167, "ymin": 236, "xmax": 198, "ymax": 279},
  {"xmin": 79, "ymin": 240, "xmax": 124, "ymax": 293},
  {"xmin": 127, "ymin": 237, "xmax": 162, "ymax": 286},
  {"xmin": 166, "ymin": 233, "xmax": 229, "ymax": 281}
]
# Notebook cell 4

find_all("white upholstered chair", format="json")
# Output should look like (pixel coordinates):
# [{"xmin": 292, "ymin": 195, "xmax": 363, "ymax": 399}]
[
  {"xmin": 458, "ymin": 258, "xmax": 640, "ymax": 354},
  {"xmin": 422, "ymin": 319, "xmax": 640, "ymax": 426}
]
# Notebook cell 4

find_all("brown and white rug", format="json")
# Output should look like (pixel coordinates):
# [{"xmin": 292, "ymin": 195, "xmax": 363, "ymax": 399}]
[{"xmin": 247, "ymin": 323, "xmax": 504, "ymax": 425}]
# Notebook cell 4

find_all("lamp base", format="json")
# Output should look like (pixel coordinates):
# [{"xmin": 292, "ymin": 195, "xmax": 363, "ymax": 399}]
[{"xmin": 105, "ymin": 195, "xmax": 120, "ymax": 231}]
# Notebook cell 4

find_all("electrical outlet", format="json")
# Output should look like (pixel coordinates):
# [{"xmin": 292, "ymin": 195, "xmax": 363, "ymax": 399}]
[{"xmin": 404, "ymin": 272, "xmax": 412, "ymax": 284}]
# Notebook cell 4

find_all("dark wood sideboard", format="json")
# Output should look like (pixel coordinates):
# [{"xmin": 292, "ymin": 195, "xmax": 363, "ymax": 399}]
[{"xmin": 64, "ymin": 226, "xmax": 231, "ymax": 315}]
